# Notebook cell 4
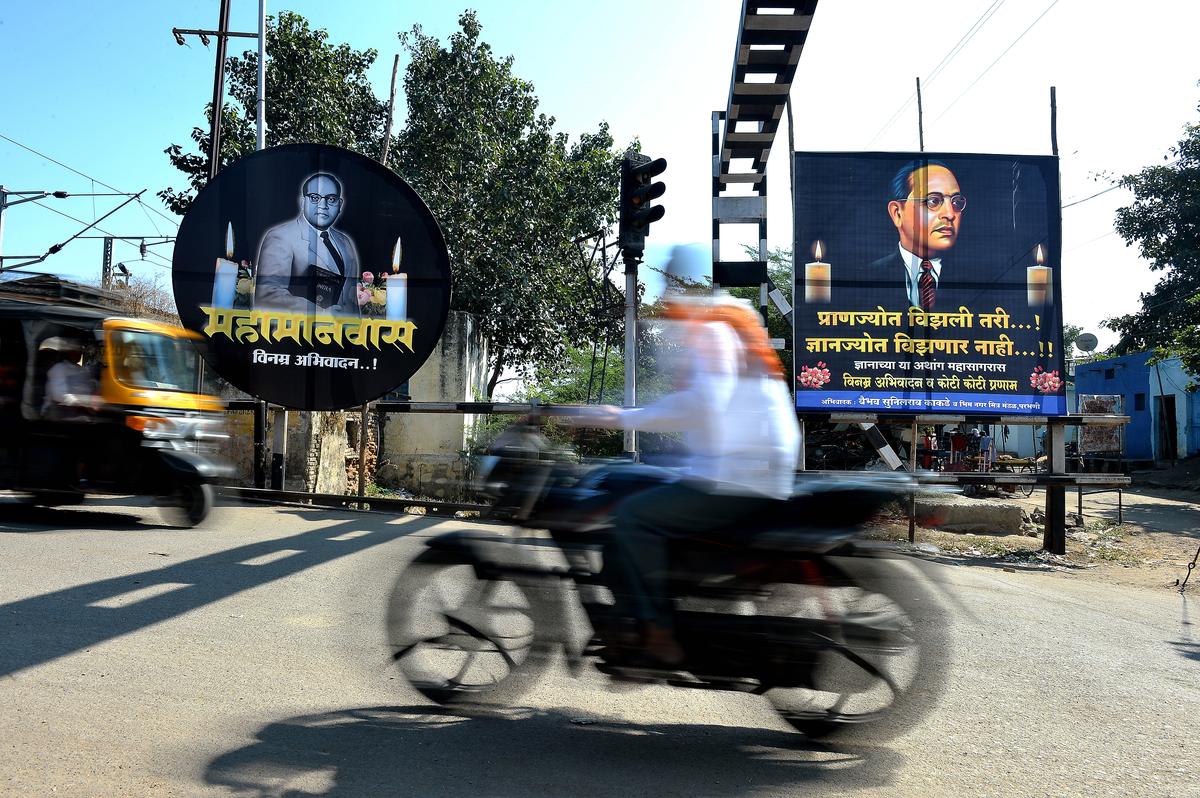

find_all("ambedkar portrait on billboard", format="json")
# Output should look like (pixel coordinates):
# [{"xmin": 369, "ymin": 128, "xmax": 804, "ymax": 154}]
[
  {"xmin": 254, "ymin": 171, "xmax": 362, "ymax": 316},
  {"xmin": 792, "ymin": 151, "xmax": 1065, "ymax": 415}
]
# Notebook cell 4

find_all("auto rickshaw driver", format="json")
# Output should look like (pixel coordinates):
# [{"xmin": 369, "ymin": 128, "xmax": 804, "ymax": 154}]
[{"xmin": 39, "ymin": 336, "xmax": 99, "ymax": 420}]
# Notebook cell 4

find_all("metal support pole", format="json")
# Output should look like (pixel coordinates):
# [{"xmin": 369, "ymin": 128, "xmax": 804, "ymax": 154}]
[
  {"xmin": 1118, "ymin": 489, "xmax": 1123, "ymax": 525},
  {"xmin": 357, "ymin": 403, "xmax": 369, "ymax": 505},
  {"xmin": 1077, "ymin": 484, "xmax": 1083, "ymax": 523},
  {"xmin": 759, "ymin": 175, "xmax": 768, "ymax": 325},
  {"xmin": 797, "ymin": 419, "xmax": 806, "ymax": 471},
  {"xmin": 270, "ymin": 409, "xmax": 287, "ymax": 490},
  {"xmin": 381, "ymin": 54, "xmax": 400, "ymax": 167},
  {"xmin": 253, "ymin": 401, "xmax": 268, "ymax": 488},
  {"xmin": 916, "ymin": 76, "xmax": 925, "ymax": 151},
  {"xmin": 623, "ymin": 255, "xmax": 638, "ymax": 459},
  {"xmin": 1050, "ymin": 86, "xmax": 1058, "ymax": 157},
  {"xmin": 256, "ymin": 0, "xmax": 266, "ymax": 151},
  {"xmin": 101, "ymin": 236, "xmax": 113, "ymax": 290},
  {"xmin": 0, "ymin": 185, "xmax": 7, "ymax": 258},
  {"xmin": 1043, "ymin": 421, "xmax": 1067, "ymax": 554},
  {"xmin": 908, "ymin": 418, "xmax": 918, "ymax": 543},
  {"xmin": 909, "ymin": 492, "xmax": 916, "ymax": 544},
  {"xmin": 207, "ymin": 0, "xmax": 232, "ymax": 180}
]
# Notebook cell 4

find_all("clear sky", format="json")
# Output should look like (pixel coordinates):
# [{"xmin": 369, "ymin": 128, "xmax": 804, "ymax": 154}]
[{"xmin": 2, "ymin": 0, "xmax": 1198, "ymax": 349}]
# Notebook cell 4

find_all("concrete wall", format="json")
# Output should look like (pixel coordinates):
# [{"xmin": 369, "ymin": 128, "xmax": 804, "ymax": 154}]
[
  {"xmin": 216, "ymin": 408, "xmax": 346, "ymax": 493},
  {"xmin": 377, "ymin": 311, "xmax": 487, "ymax": 498}
]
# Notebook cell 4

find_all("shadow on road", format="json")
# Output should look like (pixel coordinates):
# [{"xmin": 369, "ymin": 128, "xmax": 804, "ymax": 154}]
[
  {"xmin": 0, "ymin": 503, "xmax": 165, "ymax": 531},
  {"xmin": 0, "ymin": 506, "xmax": 445, "ymax": 678},
  {"xmin": 204, "ymin": 705, "xmax": 905, "ymax": 797}
]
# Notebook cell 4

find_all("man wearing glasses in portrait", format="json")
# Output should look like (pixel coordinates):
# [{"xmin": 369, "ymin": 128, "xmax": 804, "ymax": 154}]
[
  {"xmin": 863, "ymin": 159, "xmax": 967, "ymax": 312},
  {"xmin": 254, "ymin": 172, "xmax": 362, "ymax": 316}
]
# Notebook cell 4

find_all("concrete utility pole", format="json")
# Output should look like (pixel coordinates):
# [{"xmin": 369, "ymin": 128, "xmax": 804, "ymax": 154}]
[{"xmin": 173, "ymin": 2, "xmax": 267, "ymax": 485}]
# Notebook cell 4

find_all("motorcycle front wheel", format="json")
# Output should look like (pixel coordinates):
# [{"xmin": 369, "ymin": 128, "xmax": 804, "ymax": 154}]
[{"xmin": 385, "ymin": 549, "xmax": 550, "ymax": 705}]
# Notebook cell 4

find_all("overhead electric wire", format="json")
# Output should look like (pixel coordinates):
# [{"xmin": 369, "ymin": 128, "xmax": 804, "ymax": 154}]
[
  {"xmin": 30, "ymin": 200, "xmax": 172, "ymax": 271},
  {"xmin": 1062, "ymin": 183, "xmax": 1123, "ymax": 209},
  {"xmin": 924, "ymin": 0, "xmax": 1006, "ymax": 86},
  {"xmin": 0, "ymin": 130, "xmax": 180, "ymax": 230},
  {"xmin": 932, "ymin": 0, "xmax": 1062, "ymax": 123},
  {"xmin": 866, "ymin": 0, "xmax": 1006, "ymax": 146}
]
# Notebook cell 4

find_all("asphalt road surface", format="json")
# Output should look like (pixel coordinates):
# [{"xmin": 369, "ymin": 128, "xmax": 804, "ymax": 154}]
[{"xmin": 1, "ymin": 496, "xmax": 1196, "ymax": 797}]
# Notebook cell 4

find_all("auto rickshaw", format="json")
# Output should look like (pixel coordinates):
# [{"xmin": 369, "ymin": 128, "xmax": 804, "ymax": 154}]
[{"xmin": 0, "ymin": 299, "xmax": 232, "ymax": 525}]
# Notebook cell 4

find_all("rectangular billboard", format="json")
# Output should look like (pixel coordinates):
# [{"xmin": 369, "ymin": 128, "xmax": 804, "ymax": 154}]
[{"xmin": 792, "ymin": 152, "xmax": 1066, "ymax": 415}]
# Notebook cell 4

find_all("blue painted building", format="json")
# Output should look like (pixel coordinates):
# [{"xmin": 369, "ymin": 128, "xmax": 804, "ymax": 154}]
[{"xmin": 1073, "ymin": 352, "xmax": 1198, "ymax": 461}]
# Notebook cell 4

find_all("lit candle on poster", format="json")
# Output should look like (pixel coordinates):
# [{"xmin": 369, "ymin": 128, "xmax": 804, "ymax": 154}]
[
  {"xmin": 804, "ymin": 240, "xmax": 830, "ymax": 303},
  {"xmin": 1027, "ymin": 244, "xmax": 1052, "ymax": 306},
  {"xmin": 213, "ymin": 222, "xmax": 238, "ymax": 308},
  {"xmin": 386, "ymin": 237, "xmax": 407, "ymax": 320}
]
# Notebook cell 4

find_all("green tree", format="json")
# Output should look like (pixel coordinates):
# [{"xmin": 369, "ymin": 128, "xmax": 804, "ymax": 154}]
[
  {"xmin": 159, "ymin": 11, "xmax": 389, "ymax": 215},
  {"xmin": 395, "ymin": 11, "xmax": 625, "ymax": 397},
  {"xmin": 161, "ymin": 10, "xmax": 625, "ymax": 395},
  {"xmin": 1103, "ymin": 97, "xmax": 1200, "ymax": 374}
]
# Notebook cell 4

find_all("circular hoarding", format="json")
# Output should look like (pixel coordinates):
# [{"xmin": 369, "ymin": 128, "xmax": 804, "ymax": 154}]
[{"xmin": 172, "ymin": 144, "xmax": 451, "ymax": 409}]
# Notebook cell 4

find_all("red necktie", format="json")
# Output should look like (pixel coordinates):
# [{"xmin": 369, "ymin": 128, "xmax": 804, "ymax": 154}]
[{"xmin": 919, "ymin": 260, "xmax": 936, "ymax": 310}]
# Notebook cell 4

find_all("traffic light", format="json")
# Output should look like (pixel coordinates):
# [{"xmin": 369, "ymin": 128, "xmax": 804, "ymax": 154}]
[{"xmin": 618, "ymin": 153, "xmax": 667, "ymax": 259}]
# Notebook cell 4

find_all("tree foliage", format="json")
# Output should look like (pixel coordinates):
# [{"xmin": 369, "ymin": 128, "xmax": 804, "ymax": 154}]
[
  {"xmin": 1103, "ymin": 97, "xmax": 1200, "ymax": 374},
  {"xmin": 394, "ymin": 12, "xmax": 625, "ymax": 397},
  {"xmin": 159, "ymin": 11, "xmax": 389, "ymax": 215},
  {"xmin": 162, "ymin": 11, "xmax": 625, "ymax": 397}
]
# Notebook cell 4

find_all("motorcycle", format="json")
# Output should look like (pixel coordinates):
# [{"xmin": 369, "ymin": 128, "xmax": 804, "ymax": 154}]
[{"xmin": 385, "ymin": 419, "xmax": 950, "ymax": 740}]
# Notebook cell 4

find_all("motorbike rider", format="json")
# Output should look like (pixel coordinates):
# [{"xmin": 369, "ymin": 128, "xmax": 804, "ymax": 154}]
[{"xmin": 577, "ymin": 293, "xmax": 800, "ymax": 666}]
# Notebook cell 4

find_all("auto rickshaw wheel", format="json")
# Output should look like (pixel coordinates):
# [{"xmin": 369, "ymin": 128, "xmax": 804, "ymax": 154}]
[{"xmin": 162, "ymin": 482, "xmax": 214, "ymax": 527}]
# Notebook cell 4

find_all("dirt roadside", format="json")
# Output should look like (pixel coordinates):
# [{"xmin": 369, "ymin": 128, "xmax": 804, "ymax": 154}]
[{"xmin": 866, "ymin": 477, "xmax": 1200, "ymax": 592}]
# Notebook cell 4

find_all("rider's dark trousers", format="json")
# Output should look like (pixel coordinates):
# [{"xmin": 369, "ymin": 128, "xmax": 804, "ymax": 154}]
[{"xmin": 606, "ymin": 481, "xmax": 773, "ymax": 629}]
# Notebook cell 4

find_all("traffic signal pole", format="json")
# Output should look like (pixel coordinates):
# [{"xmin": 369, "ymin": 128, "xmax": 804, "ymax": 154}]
[
  {"xmin": 623, "ymin": 253, "xmax": 638, "ymax": 458},
  {"xmin": 616, "ymin": 153, "xmax": 667, "ymax": 460}
]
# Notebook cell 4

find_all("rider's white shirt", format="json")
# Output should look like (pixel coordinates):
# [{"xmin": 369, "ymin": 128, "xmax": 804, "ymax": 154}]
[{"xmin": 617, "ymin": 321, "xmax": 799, "ymax": 499}]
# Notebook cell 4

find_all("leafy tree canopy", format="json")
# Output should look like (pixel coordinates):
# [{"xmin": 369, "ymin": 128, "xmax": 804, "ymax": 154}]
[
  {"xmin": 395, "ymin": 11, "xmax": 625, "ymax": 396},
  {"xmin": 1103, "ymin": 96, "xmax": 1200, "ymax": 374},
  {"xmin": 160, "ymin": 11, "xmax": 388, "ymax": 215},
  {"xmin": 162, "ymin": 11, "xmax": 625, "ymax": 396}
]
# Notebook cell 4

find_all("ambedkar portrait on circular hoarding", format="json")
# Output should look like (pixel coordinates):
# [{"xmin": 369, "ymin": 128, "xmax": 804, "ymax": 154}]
[{"xmin": 171, "ymin": 143, "xmax": 452, "ymax": 410}]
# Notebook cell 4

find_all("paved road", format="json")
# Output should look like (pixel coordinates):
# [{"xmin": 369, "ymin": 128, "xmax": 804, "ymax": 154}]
[{"xmin": 0, "ymin": 497, "xmax": 1196, "ymax": 797}]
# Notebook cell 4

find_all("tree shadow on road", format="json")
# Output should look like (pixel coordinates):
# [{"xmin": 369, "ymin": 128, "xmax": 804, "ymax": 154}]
[
  {"xmin": 0, "ymin": 507, "xmax": 445, "ymax": 678},
  {"xmin": 204, "ymin": 704, "xmax": 905, "ymax": 798}
]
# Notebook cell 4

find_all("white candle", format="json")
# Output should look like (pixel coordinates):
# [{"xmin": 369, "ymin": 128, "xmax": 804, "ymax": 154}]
[
  {"xmin": 1027, "ymin": 244, "xmax": 1052, "ymax": 306},
  {"xmin": 212, "ymin": 222, "xmax": 237, "ymax": 308},
  {"xmin": 386, "ymin": 272, "xmax": 407, "ymax": 320},
  {"xmin": 804, "ymin": 240, "xmax": 830, "ymax": 303}
]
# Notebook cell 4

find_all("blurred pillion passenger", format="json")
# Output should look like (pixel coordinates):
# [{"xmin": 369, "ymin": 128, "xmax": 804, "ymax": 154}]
[{"xmin": 582, "ymin": 294, "xmax": 800, "ymax": 665}]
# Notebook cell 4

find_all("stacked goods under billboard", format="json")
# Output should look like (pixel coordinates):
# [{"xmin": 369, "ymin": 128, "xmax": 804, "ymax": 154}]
[{"xmin": 792, "ymin": 152, "xmax": 1066, "ymax": 415}]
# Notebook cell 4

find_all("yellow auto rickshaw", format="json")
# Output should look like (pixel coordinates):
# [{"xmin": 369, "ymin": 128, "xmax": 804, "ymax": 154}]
[{"xmin": 0, "ymin": 299, "xmax": 231, "ymax": 525}]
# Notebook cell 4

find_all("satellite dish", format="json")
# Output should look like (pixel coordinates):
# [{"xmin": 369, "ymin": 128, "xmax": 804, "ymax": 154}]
[{"xmin": 1075, "ymin": 333, "xmax": 1098, "ymax": 352}]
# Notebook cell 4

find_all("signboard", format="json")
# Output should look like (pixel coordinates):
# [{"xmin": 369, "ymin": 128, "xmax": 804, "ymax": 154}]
[
  {"xmin": 172, "ymin": 144, "xmax": 452, "ymax": 410},
  {"xmin": 1078, "ymin": 394, "xmax": 1123, "ymax": 453},
  {"xmin": 793, "ymin": 152, "xmax": 1065, "ymax": 415}
]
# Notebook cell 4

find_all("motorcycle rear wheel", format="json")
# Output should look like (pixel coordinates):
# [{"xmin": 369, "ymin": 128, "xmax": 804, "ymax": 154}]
[
  {"xmin": 761, "ymin": 554, "xmax": 950, "ymax": 742},
  {"xmin": 385, "ymin": 549, "xmax": 550, "ymax": 705}
]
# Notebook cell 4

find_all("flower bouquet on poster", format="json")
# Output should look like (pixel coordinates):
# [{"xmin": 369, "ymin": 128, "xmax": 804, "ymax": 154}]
[
  {"xmin": 1029, "ymin": 366, "xmax": 1062, "ymax": 394},
  {"xmin": 797, "ymin": 361, "xmax": 831, "ymax": 389}
]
